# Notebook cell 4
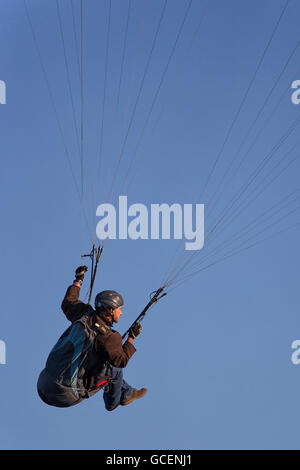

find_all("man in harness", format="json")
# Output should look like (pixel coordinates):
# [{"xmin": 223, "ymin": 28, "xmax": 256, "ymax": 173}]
[{"xmin": 37, "ymin": 266, "xmax": 147, "ymax": 411}]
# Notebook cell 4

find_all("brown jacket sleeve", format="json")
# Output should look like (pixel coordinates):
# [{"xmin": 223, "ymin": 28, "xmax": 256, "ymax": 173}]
[
  {"xmin": 96, "ymin": 330, "xmax": 136, "ymax": 368},
  {"xmin": 61, "ymin": 284, "xmax": 92, "ymax": 323}
]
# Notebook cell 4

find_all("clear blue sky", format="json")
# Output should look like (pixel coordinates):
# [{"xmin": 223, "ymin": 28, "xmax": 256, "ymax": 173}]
[{"xmin": 1, "ymin": 0, "xmax": 300, "ymax": 450}]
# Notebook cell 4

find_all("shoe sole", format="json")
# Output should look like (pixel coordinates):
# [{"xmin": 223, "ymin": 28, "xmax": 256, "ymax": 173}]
[{"xmin": 121, "ymin": 389, "xmax": 147, "ymax": 406}]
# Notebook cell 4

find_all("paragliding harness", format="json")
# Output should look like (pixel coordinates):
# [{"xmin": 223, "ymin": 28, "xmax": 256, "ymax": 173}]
[{"xmin": 38, "ymin": 312, "xmax": 112, "ymax": 408}]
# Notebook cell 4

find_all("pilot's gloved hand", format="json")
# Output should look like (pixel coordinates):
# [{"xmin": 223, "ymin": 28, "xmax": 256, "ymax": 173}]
[
  {"xmin": 129, "ymin": 322, "xmax": 142, "ymax": 339},
  {"xmin": 75, "ymin": 265, "xmax": 88, "ymax": 282}
]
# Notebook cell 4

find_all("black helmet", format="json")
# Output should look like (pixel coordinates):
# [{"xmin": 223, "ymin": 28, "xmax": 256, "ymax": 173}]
[{"xmin": 95, "ymin": 290, "xmax": 124, "ymax": 311}]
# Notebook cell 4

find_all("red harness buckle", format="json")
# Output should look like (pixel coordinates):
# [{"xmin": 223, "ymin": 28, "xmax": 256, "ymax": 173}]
[{"xmin": 97, "ymin": 380, "xmax": 108, "ymax": 387}]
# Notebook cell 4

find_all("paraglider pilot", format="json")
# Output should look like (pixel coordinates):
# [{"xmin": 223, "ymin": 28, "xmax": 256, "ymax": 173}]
[
  {"xmin": 69, "ymin": 266, "xmax": 147, "ymax": 410},
  {"xmin": 37, "ymin": 265, "xmax": 147, "ymax": 411}
]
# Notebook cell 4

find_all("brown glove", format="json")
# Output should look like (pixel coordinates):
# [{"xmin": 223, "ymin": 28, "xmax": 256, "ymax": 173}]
[{"xmin": 75, "ymin": 265, "xmax": 88, "ymax": 282}]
